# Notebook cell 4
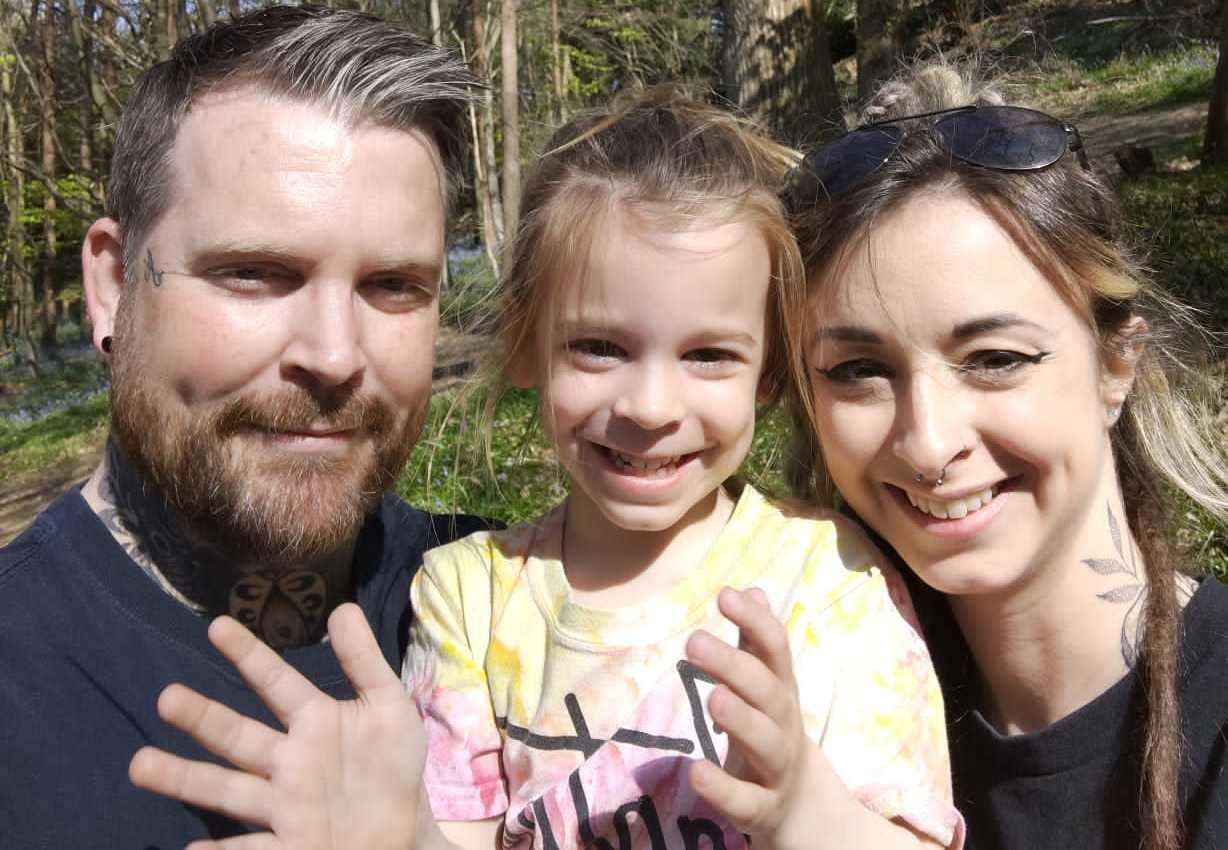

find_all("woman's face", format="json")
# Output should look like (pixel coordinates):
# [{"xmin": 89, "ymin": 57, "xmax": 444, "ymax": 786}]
[{"xmin": 806, "ymin": 191, "xmax": 1130, "ymax": 601}]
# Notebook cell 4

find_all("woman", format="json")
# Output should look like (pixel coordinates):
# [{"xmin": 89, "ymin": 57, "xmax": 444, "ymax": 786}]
[{"xmin": 788, "ymin": 63, "xmax": 1228, "ymax": 850}]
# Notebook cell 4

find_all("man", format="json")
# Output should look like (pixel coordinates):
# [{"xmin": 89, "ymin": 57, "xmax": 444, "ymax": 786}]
[{"xmin": 0, "ymin": 7, "xmax": 483, "ymax": 846}]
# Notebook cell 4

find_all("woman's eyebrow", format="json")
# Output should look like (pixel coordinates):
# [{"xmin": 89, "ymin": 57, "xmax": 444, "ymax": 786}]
[
  {"xmin": 952, "ymin": 313, "xmax": 1048, "ymax": 339},
  {"xmin": 814, "ymin": 325, "xmax": 882, "ymax": 344}
]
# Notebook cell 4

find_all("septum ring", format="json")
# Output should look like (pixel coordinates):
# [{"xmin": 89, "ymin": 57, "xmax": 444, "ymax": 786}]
[{"xmin": 915, "ymin": 467, "xmax": 948, "ymax": 487}]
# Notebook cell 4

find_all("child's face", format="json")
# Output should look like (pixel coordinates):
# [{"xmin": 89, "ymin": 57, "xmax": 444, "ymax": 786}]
[{"xmin": 521, "ymin": 208, "xmax": 771, "ymax": 533}]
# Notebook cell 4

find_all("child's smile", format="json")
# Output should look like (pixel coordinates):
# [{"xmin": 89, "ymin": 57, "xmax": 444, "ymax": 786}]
[{"xmin": 516, "ymin": 206, "xmax": 772, "ymax": 540}]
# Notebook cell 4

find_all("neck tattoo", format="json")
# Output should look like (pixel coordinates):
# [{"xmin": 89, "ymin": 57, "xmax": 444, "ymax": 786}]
[{"xmin": 93, "ymin": 438, "xmax": 350, "ymax": 650}]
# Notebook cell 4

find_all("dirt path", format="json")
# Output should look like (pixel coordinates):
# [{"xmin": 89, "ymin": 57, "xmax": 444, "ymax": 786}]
[
  {"xmin": 0, "ymin": 326, "xmax": 489, "ymax": 545},
  {"xmin": 1080, "ymin": 102, "xmax": 1209, "ymax": 176}
]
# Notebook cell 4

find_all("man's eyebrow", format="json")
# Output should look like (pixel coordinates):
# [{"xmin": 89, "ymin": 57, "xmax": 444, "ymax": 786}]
[
  {"xmin": 813, "ymin": 325, "xmax": 882, "ymax": 344},
  {"xmin": 188, "ymin": 244, "xmax": 442, "ymax": 281},
  {"xmin": 951, "ymin": 314, "xmax": 1048, "ymax": 339}
]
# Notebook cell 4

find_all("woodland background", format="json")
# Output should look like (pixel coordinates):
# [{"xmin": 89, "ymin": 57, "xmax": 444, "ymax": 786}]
[{"xmin": 1, "ymin": 0, "xmax": 1226, "ymax": 573}]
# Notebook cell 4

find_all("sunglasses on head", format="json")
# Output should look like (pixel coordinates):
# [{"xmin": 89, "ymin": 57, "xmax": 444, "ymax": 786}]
[{"xmin": 785, "ymin": 105, "xmax": 1088, "ymax": 210}]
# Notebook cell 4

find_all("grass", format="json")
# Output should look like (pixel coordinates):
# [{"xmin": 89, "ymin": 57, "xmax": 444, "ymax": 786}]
[
  {"xmin": 1118, "ymin": 158, "xmax": 1228, "ymax": 580},
  {"xmin": 0, "ymin": 391, "xmax": 109, "ymax": 480},
  {"xmin": 1030, "ymin": 44, "xmax": 1218, "ymax": 116}
]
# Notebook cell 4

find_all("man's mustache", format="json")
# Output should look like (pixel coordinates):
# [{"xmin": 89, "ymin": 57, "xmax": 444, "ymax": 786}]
[{"xmin": 211, "ymin": 391, "xmax": 396, "ymax": 438}]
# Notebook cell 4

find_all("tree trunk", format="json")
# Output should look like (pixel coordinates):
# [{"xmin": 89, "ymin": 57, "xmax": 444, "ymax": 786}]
[
  {"xmin": 857, "ymin": 0, "xmax": 905, "ymax": 100},
  {"xmin": 550, "ymin": 0, "xmax": 566, "ymax": 123},
  {"xmin": 198, "ymin": 0, "xmax": 216, "ymax": 31},
  {"xmin": 500, "ymin": 0, "xmax": 521, "ymax": 240},
  {"xmin": 0, "ymin": 12, "xmax": 37, "ymax": 371},
  {"xmin": 37, "ymin": 0, "xmax": 60, "ymax": 358},
  {"xmin": 471, "ymin": 0, "xmax": 504, "ymax": 255},
  {"xmin": 1205, "ymin": 0, "xmax": 1228, "ymax": 163},
  {"xmin": 227, "ymin": 0, "xmax": 241, "ymax": 19},
  {"xmin": 428, "ymin": 0, "xmax": 442, "ymax": 46},
  {"xmin": 721, "ymin": 0, "xmax": 844, "ymax": 144}
]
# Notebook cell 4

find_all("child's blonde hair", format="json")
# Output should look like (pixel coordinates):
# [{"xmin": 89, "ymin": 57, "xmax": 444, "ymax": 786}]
[{"xmin": 482, "ymin": 84, "xmax": 807, "ymax": 460}]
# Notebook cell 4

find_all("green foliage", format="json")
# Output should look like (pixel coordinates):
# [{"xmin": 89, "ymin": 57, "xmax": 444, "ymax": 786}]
[
  {"xmin": 0, "ymin": 391, "xmax": 108, "ymax": 480},
  {"xmin": 441, "ymin": 253, "xmax": 499, "ymax": 330},
  {"xmin": 1120, "ymin": 159, "xmax": 1228, "ymax": 322},
  {"xmin": 0, "ymin": 355, "xmax": 108, "ymax": 418},
  {"xmin": 1117, "ymin": 159, "xmax": 1228, "ymax": 578},
  {"xmin": 1033, "ymin": 44, "xmax": 1218, "ymax": 115}
]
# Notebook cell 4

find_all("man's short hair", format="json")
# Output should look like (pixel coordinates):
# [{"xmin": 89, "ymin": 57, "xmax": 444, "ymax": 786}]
[{"xmin": 107, "ymin": 4, "xmax": 477, "ymax": 272}]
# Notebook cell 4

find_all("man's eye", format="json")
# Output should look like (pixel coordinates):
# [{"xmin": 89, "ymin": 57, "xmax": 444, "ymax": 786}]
[
  {"xmin": 567, "ymin": 339, "xmax": 624, "ymax": 360},
  {"xmin": 364, "ymin": 277, "xmax": 435, "ymax": 309},
  {"xmin": 815, "ymin": 359, "xmax": 889, "ymax": 383},
  {"xmin": 204, "ymin": 266, "xmax": 294, "ymax": 292}
]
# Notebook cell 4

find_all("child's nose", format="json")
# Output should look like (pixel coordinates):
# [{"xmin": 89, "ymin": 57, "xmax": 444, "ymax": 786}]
[{"xmin": 612, "ymin": 363, "xmax": 685, "ymax": 430}]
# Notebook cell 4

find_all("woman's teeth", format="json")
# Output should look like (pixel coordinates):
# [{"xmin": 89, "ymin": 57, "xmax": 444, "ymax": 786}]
[
  {"xmin": 906, "ymin": 487, "xmax": 996, "ymax": 519},
  {"xmin": 609, "ymin": 449, "xmax": 682, "ymax": 477}
]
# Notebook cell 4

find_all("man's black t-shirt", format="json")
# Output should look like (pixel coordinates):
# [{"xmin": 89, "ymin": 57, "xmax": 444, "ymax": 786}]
[
  {"xmin": 0, "ymin": 489, "xmax": 489, "ymax": 849},
  {"xmin": 921, "ymin": 577, "xmax": 1228, "ymax": 850}
]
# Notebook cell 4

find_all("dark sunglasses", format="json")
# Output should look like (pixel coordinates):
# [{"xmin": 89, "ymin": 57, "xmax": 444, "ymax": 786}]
[{"xmin": 785, "ymin": 105, "xmax": 1088, "ymax": 209}]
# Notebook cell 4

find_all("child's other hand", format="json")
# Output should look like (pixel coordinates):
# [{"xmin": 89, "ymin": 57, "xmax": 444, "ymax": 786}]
[
  {"xmin": 129, "ymin": 604, "xmax": 438, "ymax": 850},
  {"xmin": 685, "ymin": 587, "xmax": 845, "ymax": 850}
]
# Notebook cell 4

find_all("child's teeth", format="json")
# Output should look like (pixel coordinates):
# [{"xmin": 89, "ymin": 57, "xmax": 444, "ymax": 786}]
[
  {"xmin": 908, "ymin": 487, "xmax": 996, "ymax": 519},
  {"xmin": 610, "ymin": 450, "xmax": 681, "ymax": 475}
]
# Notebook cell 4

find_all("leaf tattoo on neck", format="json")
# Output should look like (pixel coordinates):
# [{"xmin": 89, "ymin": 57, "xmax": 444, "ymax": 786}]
[{"xmin": 1083, "ymin": 504, "xmax": 1144, "ymax": 668}]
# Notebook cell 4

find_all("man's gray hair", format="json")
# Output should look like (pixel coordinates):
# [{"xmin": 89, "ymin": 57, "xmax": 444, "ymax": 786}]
[{"xmin": 107, "ymin": 5, "xmax": 477, "ymax": 273}]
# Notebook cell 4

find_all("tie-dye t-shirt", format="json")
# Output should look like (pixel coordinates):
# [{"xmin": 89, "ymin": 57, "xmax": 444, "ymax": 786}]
[{"xmin": 404, "ymin": 484, "xmax": 964, "ymax": 850}]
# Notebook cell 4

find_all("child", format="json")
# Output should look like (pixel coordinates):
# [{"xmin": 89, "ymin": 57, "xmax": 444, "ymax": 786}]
[
  {"xmin": 406, "ymin": 87, "xmax": 961, "ymax": 850},
  {"xmin": 128, "ymin": 88, "xmax": 962, "ymax": 850}
]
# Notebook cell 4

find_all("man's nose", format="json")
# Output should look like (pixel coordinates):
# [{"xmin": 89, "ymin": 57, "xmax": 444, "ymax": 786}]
[
  {"xmin": 611, "ymin": 362, "xmax": 685, "ymax": 431},
  {"xmin": 280, "ymin": 284, "xmax": 367, "ymax": 392}
]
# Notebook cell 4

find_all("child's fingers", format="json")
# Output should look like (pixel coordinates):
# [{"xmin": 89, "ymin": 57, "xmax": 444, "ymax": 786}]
[
  {"xmin": 155, "ymin": 683, "xmax": 279, "ymax": 777},
  {"xmin": 707, "ymin": 684, "xmax": 791, "ymax": 785},
  {"xmin": 208, "ymin": 616, "xmax": 321, "ymax": 727},
  {"xmin": 686, "ymin": 629, "xmax": 795, "ymax": 730},
  {"xmin": 689, "ymin": 758, "xmax": 777, "ymax": 835},
  {"xmin": 129, "ymin": 745, "xmax": 271, "ymax": 825},
  {"xmin": 718, "ymin": 587, "xmax": 795, "ymax": 685},
  {"xmin": 328, "ymin": 603, "xmax": 403, "ymax": 701}
]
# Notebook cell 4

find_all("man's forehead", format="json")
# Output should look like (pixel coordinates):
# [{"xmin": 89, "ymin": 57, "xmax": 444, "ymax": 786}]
[{"xmin": 168, "ymin": 84, "xmax": 446, "ymax": 194}]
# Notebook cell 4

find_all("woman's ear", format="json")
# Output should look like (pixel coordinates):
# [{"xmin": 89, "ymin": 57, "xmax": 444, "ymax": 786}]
[
  {"xmin": 81, "ymin": 218, "xmax": 126, "ymax": 355},
  {"xmin": 1101, "ymin": 315, "xmax": 1147, "ymax": 425}
]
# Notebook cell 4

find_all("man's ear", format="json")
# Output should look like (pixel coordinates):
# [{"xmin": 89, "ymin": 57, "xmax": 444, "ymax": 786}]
[
  {"xmin": 1101, "ymin": 315, "xmax": 1147, "ymax": 424},
  {"xmin": 81, "ymin": 218, "xmax": 126, "ymax": 354}
]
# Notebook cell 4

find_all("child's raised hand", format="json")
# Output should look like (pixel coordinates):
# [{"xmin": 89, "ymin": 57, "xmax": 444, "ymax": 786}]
[
  {"xmin": 128, "ymin": 604, "xmax": 440, "ymax": 850},
  {"xmin": 684, "ymin": 587, "xmax": 850, "ymax": 850}
]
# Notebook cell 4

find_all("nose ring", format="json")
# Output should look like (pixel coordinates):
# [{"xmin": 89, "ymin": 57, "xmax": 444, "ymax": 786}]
[{"xmin": 915, "ymin": 467, "xmax": 947, "ymax": 487}]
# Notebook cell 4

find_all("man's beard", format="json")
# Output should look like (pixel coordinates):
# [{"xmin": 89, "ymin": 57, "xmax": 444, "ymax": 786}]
[{"xmin": 109, "ymin": 345, "xmax": 425, "ymax": 566}]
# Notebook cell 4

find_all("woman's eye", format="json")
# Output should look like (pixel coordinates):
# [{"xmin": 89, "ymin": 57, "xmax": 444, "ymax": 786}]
[
  {"xmin": 816, "ymin": 359, "xmax": 889, "ymax": 384},
  {"xmin": 567, "ymin": 339, "xmax": 624, "ymax": 360},
  {"xmin": 962, "ymin": 350, "xmax": 1044, "ymax": 378}
]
